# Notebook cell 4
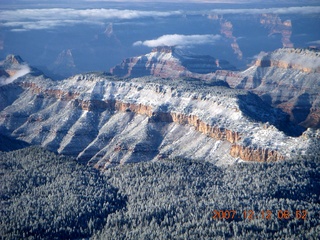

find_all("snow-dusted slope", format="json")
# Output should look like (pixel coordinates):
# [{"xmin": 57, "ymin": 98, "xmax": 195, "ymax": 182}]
[{"xmin": 0, "ymin": 70, "xmax": 314, "ymax": 168}]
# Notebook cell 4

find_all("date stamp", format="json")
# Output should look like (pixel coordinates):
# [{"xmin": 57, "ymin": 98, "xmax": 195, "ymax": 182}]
[{"xmin": 212, "ymin": 210, "xmax": 308, "ymax": 220}]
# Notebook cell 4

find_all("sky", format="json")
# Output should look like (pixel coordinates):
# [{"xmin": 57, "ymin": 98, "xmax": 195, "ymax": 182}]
[
  {"xmin": 1, "ymin": 5, "xmax": 320, "ymax": 32},
  {"xmin": 0, "ymin": 0, "xmax": 319, "ymax": 78}
]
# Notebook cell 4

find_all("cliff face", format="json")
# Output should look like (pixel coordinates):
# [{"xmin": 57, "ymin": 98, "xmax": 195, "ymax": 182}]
[
  {"xmin": 110, "ymin": 46, "xmax": 236, "ymax": 78},
  {"xmin": 0, "ymin": 68, "xmax": 311, "ymax": 168},
  {"xmin": 230, "ymin": 144, "xmax": 285, "ymax": 162}
]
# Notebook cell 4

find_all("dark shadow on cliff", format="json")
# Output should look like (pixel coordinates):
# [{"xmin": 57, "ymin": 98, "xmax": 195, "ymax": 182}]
[
  {"xmin": 0, "ymin": 84, "xmax": 25, "ymax": 112},
  {"xmin": 292, "ymin": 93, "xmax": 312, "ymax": 124},
  {"xmin": 237, "ymin": 92, "xmax": 305, "ymax": 137}
]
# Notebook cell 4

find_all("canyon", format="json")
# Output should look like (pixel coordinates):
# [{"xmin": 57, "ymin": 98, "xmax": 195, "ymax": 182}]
[{"xmin": 0, "ymin": 54, "xmax": 317, "ymax": 168}]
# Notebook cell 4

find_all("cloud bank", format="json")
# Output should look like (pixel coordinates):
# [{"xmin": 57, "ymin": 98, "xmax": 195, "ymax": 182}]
[
  {"xmin": 133, "ymin": 34, "xmax": 221, "ymax": 48},
  {"xmin": 1, "ymin": 6, "xmax": 319, "ymax": 31},
  {"xmin": 207, "ymin": 6, "xmax": 320, "ymax": 15},
  {"xmin": 0, "ymin": 8, "xmax": 182, "ymax": 31}
]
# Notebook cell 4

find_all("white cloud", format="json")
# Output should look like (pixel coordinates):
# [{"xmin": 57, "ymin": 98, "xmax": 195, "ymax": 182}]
[
  {"xmin": 0, "ymin": 8, "xmax": 182, "ymax": 31},
  {"xmin": 1, "ymin": 6, "xmax": 319, "ymax": 31},
  {"xmin": 308, "ymin": 40, "xmax": 320, "ymax": 45},
  {"xmin": 207, "ymin": 6, "xmax": 320, "ymax": 15},
  {"xmin": 133, "ymin": 34, "xmax": 221, "ymax": 48},
  {"xmin": 0, "ymin": 65, "xmax": 30, "ymax": 86},
  {"xmin": 1, "ymin": 19, "xmax": 100, "ymax": 31}
]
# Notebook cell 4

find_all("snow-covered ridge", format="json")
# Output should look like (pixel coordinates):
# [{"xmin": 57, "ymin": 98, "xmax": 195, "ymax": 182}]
[
  {"xmin": 255, "ymin": 48, "xmax": 320, "ymax": 73},
  {"xmin": 6, "ymin": 73, "xmax": 310, "ymax": 164}
]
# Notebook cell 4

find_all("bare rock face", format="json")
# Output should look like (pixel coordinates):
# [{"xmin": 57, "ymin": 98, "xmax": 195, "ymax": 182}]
[
  {"xmin": 0, "ymin": 65, "xmax": 313, "ymax": 168},
  {"xmin": 230, "ymin": 144, "xmax": 285, "ymax": 162},
  {"xmin": 216, "ymin": 48, "xmax": 320, "ymax": 128},
  {"xmin": 110, "ymin": 46, "xmax": 236, "ymax": 78}
]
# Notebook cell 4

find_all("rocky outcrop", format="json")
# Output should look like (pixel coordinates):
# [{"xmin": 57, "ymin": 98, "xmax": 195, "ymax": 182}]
[
  {"xmin": 208, "ymin": 14, "xmax": 243, "ymax": 60},
  {"xmin": 170, "ymin": 112, "xmax": 240, "ymax": 143},
  {"xmin": 110, "ymin": 46, "xmax": 236, "ymax": 78},
  {"xmin": 260, "ymin": 14, "xmax": 293, "ymax": 48},
  {"xmin": 0, "ymin": 55, "xmax": 32, "ymax": 86},
  {"xmin": 219, "ymin": 48, "xmax": 320, "ymax": 128},
  {"xmin": 0, "ymin": 55, "xmax": 26, "ymax": 76}
]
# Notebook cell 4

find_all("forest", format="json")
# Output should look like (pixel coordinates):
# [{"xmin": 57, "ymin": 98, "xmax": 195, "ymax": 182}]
[{"xmin": 0, "ymin": 145, "xmax": 319, "ymax": 239}]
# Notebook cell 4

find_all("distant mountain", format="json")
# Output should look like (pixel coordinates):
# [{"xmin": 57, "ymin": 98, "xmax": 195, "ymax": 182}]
[
  {"xmin": 110, "ymin": 46, "xmax": 236, "ymax": 78},
  {"xmin": 47, "ymin": 49, "xmax": 78, "ymax": 79}
]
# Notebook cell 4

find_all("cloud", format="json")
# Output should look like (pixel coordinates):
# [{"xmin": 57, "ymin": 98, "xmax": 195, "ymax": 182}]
[
  {"xmin": 207, "ymin": 6, "xmax": 320, "ymax": 15},
  {"xmin": 1, "ymin": 6, "xmax": 319, "ymax": 31},
  {"xmin": 2, "ymin": 20, "xmax": 100, "ymax": 31},
  {"xmin": 0, "ymin": 65, "xmax": 30, "ymax": 86},
  {"xmin": 0, "ymin": 8, "xmax": 182, "ymax": 31},
  {"xmin": 308, "ymin": 40, "xmax": 320, "ymax": 45},
  {"xmin": 133, "ymin": 34, "xmax": 221, "ymax": 48}
]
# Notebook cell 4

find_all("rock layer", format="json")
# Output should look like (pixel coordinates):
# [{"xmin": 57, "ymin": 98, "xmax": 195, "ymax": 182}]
[{"xmin": 230, "ymin": 144, "xmax": 285, "ymax": 162}]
